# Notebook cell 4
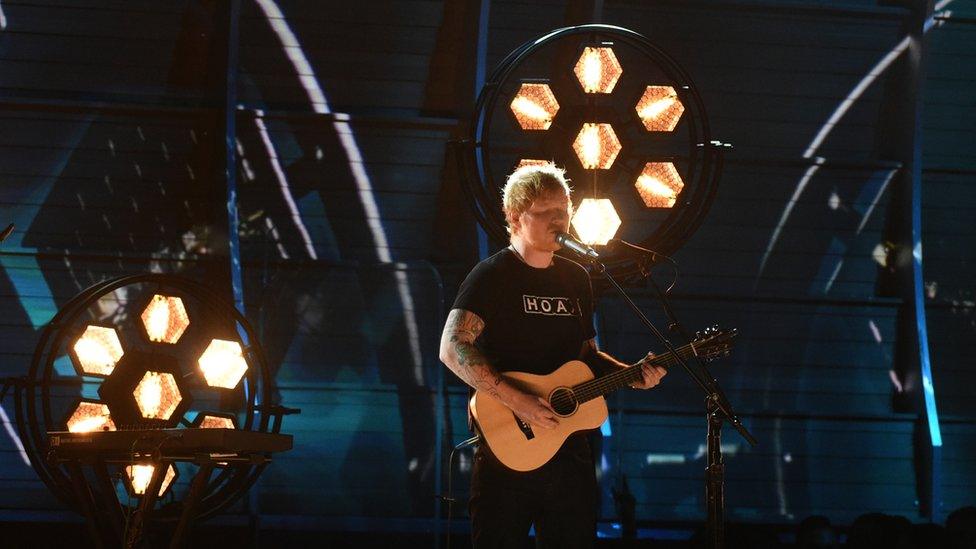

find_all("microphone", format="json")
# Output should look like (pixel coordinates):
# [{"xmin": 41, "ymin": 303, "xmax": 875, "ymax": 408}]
[
  {"xmin": 0, "ymin": 224, "xmax": 13, "ymax": 243},
  {"xmin": 555, "ymin": 232, "xmax": 600, "ymax": 260}
]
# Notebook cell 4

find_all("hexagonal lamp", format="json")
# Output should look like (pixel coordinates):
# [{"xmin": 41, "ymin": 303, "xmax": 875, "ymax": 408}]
[
  {"xmin": 574, "ymin": 46, "xmax": 623, "ymax": 94},
  {"xmin": 198, "ymin": 339, "xmax": 249, "ymax": 390},
  {"xmin": 510, "ymin": 83, "xmax": 560, "ymax": 130},
  {"xmin": 193, "ymin": 413, "xmax": 237, "ymax": 429},
  {"xmin": 71, "ymin": 325, "xmax": 124, "ymax": 377},
  {"xmin": 133, "ymin": 371, "xmax": 183, "ymax": 421},
  {"xmin": 636, "ymin": 86, "xmax": 684, "ymax": 132},
  {"xmin": 98, "ymin": 351, "xmax": 191, "ymax": 428},
  {"xmin": 125, "ymin": 463, "xmax": 178, "ymax": 497},
  {"xmin": 66, "ymin": 401, "xmax": 116, "ymax": 433},
  {"xmin": 571, "ymin": 198, "xmax": 621, "ymax": 246},
  {"xmin": 140, "ymin": 294, "xmax": 189, "ymax": 344},
  {"xmin": 635, "ymin": 162, "xmax": 685, "ymax": 208},
  {"xmin": 573, "ymin": 123, "xmax": 621, "ymax": 170},
  {"xmin": 516, "ymin": 158, "xmax": 551, "ymax": 170}
]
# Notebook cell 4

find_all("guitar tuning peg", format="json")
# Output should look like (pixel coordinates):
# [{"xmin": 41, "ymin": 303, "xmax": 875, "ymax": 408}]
[{"xmin": 695, "ymin": 331, "xmax": 702, "ymax": 339}]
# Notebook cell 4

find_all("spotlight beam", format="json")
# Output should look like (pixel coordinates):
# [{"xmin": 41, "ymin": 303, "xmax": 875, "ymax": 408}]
[
  {"xmin": 256, "ymin": 0, "xmax": 425, "ymax": 382},
  {"xmin": 756, "ymin": 1, "xmax": 954, "ymax": 280}
]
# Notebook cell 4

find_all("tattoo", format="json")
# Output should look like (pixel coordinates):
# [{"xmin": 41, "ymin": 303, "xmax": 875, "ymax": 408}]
[
  {"xmin": 439, "ymin": 309, "xmax": 504, "ymax": 400},
  {"xmin": 443, "ymin": 309, "xmax": 485, "ymax": 342}
]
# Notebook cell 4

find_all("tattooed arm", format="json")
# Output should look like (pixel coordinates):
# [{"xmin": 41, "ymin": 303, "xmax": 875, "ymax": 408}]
[
  {"xmin": 580, "ymin": 338, "xmax": 666, "ymax": 390},
  {"xmin": 439, "ymin": 308, "xmax": 558, "ymax": 429}
]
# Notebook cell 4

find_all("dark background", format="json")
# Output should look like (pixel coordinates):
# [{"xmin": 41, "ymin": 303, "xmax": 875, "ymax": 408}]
[{"xmin": 0, "ymin": 0, "xmax": 973, "ymax": 542}]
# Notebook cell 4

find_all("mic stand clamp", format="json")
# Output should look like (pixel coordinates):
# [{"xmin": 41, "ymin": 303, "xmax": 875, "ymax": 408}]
[{"xmin": 581, "ymin": 254, "xmax": 756, "ymax": 549}]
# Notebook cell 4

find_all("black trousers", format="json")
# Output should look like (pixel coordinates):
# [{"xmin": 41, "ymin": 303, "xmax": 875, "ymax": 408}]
[{"xmin": 469, "ymin": 433, "xmax": 597, "ymax": 549}]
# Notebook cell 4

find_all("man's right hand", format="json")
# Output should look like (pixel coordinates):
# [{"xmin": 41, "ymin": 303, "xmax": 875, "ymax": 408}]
[{"xmin": 506, "ymin": 391, "xmax": 559, "ymax": 430}]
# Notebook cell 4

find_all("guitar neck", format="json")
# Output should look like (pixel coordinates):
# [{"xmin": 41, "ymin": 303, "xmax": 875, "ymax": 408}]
[{"xmin": 573, "ymin": 342, "xmax": 698, "ymax": 404}]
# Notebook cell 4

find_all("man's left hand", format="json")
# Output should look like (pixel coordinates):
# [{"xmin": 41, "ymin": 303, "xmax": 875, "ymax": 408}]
[{"xmin": 631, "ymin": 352, "xmax": 667, "ymax": 390}]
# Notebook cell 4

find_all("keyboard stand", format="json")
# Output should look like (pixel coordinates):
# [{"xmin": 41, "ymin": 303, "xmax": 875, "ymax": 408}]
[{"xmin": 52, "ymin": 450, "xmax": 272, "ymax": 549}]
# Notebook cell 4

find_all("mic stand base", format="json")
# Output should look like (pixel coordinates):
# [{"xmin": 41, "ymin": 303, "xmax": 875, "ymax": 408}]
[{"xmin": 586, "ymin": 258, "xmax": 751, "ymax": 549}]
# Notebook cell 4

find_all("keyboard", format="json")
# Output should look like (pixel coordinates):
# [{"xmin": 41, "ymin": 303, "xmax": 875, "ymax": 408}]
[{"xmin": 48, "ymin": 428, "xmax": 292, "ymax": 458}]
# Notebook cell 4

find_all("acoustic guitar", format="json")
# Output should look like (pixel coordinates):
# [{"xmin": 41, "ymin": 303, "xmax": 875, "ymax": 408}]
[{"xmin": 469, "ymin": 326, "xmax": 737, "ymax": 471}]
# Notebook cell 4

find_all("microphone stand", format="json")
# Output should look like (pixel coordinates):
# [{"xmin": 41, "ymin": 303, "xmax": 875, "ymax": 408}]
[{"xmin": 583, "ymin": 248, "xmax": 757, "ymax": 549}]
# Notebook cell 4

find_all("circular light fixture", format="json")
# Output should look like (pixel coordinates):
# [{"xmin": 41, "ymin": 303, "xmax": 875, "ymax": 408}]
[
  {"xmin": 11, "ymin": 273, "xmax": 289, "ymax": 525},
  {"xmin": 456, "ymin": 24, "xmax": 729, "ymax": 284}
]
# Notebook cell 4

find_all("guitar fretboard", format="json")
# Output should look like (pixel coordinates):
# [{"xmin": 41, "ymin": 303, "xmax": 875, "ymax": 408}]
[{"xmin": 569, "ymin": 342, "xmax": 699, "ymax": 404}]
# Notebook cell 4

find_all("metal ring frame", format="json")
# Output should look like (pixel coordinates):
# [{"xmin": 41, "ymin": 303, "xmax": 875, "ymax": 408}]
[
  {"xmin": 14, "ymin": 273, "xmax": 282, "ymax": 521},
  {"xmin": 457, "ymin": 24, "xmax": 728, "ymax": 283}
]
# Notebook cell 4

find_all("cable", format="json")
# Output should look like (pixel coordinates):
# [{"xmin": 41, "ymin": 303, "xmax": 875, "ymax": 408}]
[
  {"xmin": 440, "ymin": 435, "xmax": 479, "ymax": 549},
  {"xmin": 608, "ymin": 239, "xmax": 680, "ymax": 294}
]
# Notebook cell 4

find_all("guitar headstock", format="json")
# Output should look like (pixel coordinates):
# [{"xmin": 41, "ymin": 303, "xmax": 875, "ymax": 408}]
[{"xmin": 693, "ymin": 325, "xmax": 738, "ymax": 362}]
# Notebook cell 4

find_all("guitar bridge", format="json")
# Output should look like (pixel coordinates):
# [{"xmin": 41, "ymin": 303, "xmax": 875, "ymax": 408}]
[{"xmin": 513, "ymin": 413, "xmax": 535, "ymax": 440}]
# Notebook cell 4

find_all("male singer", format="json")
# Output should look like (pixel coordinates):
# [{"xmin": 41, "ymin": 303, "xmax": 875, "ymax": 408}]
[{"xmin": 439, "ymin": 163, "xmax": 668, "ymax": 548}]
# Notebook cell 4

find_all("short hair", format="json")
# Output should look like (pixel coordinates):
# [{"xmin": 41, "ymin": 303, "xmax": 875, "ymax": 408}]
[{"xmin": 501, "ymin": 163, "xmax": 572, "ymax": 232}]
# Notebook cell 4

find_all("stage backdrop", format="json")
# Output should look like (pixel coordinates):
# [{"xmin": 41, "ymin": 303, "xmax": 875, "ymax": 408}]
[{"xmin": 0, "ymin": 0, "xmax": 973, "ymax": 535}]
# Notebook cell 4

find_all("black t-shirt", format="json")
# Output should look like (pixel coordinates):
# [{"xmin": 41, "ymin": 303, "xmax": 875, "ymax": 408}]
[{"xmin": 452, "ymin": 248, "xmax": 597, "ymax": 375}]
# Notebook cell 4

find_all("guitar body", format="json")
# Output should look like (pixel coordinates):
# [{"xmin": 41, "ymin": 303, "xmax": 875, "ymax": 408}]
[
  {"xmin": 470, "ymin": 360, "xmax": 608, "ymax": 472},
  {"xmin": 466, "ymin": 327, "xmax": 737, "ymax": 472}
]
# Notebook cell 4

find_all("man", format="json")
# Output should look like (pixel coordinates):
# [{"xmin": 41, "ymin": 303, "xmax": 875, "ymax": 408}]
[{"xmin": 439, "ymin": 163, "xmax": 668, "ymax": 548}]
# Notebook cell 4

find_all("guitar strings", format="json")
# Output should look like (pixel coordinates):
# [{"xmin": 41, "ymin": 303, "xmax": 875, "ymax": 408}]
[
  {"xmin": 550, "ymin": 335, "xmax": 728, "ymax": 408},
  {"xmin": 549, "ymin": 343, "xmax": 697, "ymax": 410},
  {"xmin": 575, "ymin": 344, "xmax": 689, "ymax": 398}
]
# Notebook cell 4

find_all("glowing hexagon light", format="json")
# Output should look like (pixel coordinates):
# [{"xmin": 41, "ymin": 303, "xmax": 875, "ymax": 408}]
[
  {"xmin": 635, "ymin": 162, "xmax": 685, "ymax": 208},
  {"xmin": 573, "ymin": 123, "xmax": 621, "ymax": 170},
  {"xmin": 195, "ymin": 414, "xmax": 237, "ymax": 429},
  {"xmin": 125, "ymin": 463, "xmax": 177, "ymax": 497},
  {"xmin": 71, "ymin": 325, "xmax": 124, "ymax": 376},
  {"xmin": 133, "ymin": 371, "xmax": 183, "ymax": 421},
  {"xmin": 636, "ymin": 86, "xmax": 685, "ymax": 132},
  {"xmin": 66, "ymin": 401, "xmax": 116, "ymax": 433},
  {"xmin": 516, "ymin": 158, "xmax": 551, "ymax": 170},
  {"xmin": 198, "ymin": 339, "xmax": 248, "ymax": 389},
  {"xmin": 510, "ymin": 83, "xmax": 560, "ymax": 130},
  {"xmin": 574, "ymin": 46, "xmax": 623, "ymax": 94},
  {"xmin": 571, "ymin": 198, "xmax": 621, "ymax": 246},
  {"xmin": 141, "ymin": 294, "xmax": 189, "ymax": 344}
]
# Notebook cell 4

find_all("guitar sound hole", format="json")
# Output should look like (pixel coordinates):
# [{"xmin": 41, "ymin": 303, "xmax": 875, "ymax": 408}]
[{"xmin": 549, "ymin": 387, "xmax": 578, "ymax": 416}]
